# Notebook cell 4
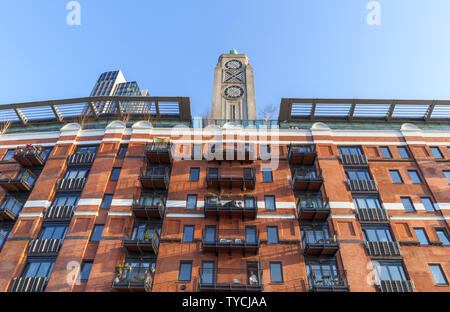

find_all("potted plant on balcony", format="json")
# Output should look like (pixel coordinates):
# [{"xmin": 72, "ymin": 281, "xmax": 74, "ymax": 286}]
[{"xmin": 143, "ymin": 229, "xmax": 150, "ymax": 241}]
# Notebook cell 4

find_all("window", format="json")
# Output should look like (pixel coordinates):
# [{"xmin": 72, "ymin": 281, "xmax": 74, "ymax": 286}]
[
  {"xmin": 262, "ymin": 170, "xmax": 273, "ymax": 182},
  {"xmin": 201, "ymin": 261, "xmax": 214, "ymax": 284},
  {"xmin": 302, "ymin": 226, "xmax": 331, "ymax": 244},
  {"xmin": 338, "ymin": 146, "xmax": 363, "ymax": 155},
  {"xmin": 192, "ymin": 144, "xmax": 202, "ymax": 160},
  {"xmin": 373, "ymin": 261, "xmax": 407, "ymax": 281},
  {"xmin": 52, "ymin": 194, "xmax": 79, "ymax": 207},
  {"xmin": 178, "ymin": 261, "xmax": 192, "ymax": 281},
  {"xmin": 204, "ymin": 226, "xmax": 216, "ymax": 243},
  {"xmin": 408, "ymin": 170, "xmax": 422, "ymax": 184},
  {"xmin": 182, "ymin": 225, "xmax": 194, "ymax": 243},
  {"xmin": 443, "ymin": 171, "xmax": 450, "ymax": 183},
  {"xmin": 21, "ymin": 259, "xmax": 55, "ymax": 279},
  {"xmin": 267, "ymin": 226, "xmax": 279, "ymax": 244},
  {"xmin": 189, "ymin": 168, "xmax": 200, "ymax": 181},
  {"xmin": 435, "ymin": 229, "xmax": 450, "ymax": 246},
  {"xmin": 401, "ymin": 197, "xmax": 415, "ymax": 212},
  {"xmin": 389, "ymin": 170, "xmax": 403, "ymax": 184},
  {"xmin": 90, "ymin": 225, "xmax": 104, "ymax": 242},
  {"xmin": 420, "ymin": 197, "xmax": 435, "ymax": 212},
  {"xmin": 245, "ymin": 226, "xmax": 257, "ymax": 243},
  {"xmin": 207, "ymin": 168, "xmax": 218, "ymax": 178},
  {"xmin": 429, "ymin": 264, "xmax": 448, "ymax": 285},
  {"xmin": 3, "ymin": 149, "xmax": 14, "ymax": 161},
  {"xmin": 186, "ymin": 195, "xmax": 197, "ymax": 210},
  {"xmin": 264, "ymin": 196, "xmax": 276, "ymax": 211},
  {"xmin": 110, "ymin": 168, "xmax": 121, "ymax": 181},
  {"xmin": 64, "ymin": 168, "xmax": 89, "ymax": 179},
  {"xmin": 362, "ymin": 226, "xmax": 393, "ymax": 242},
  {"xmin": 75, "ymin": 145, "xmax": 98, "ymax": 155},
  {"xmin": 270, "ymin": 262, "xmax": 283, "ymax": 283},
  {"xmin": 80, "ymin": 261, "xmax": 93, "ymax": 281},
  {"xmin": 117, "ymin": 145, "xmax": 128, "ymax": 157},
  {"xmin": 39, "ymin": 224, "xmax": 68, "ymax": 240},
  {"xmin": 430, "ymin": 147, "xmax": 443, "ymax": 159},
  {"xmin": 345, "ymin": 169, "xmax": 372, "ymax": 181},
  {"xmin": 353, "ymin": 195, "xmax": 382, "ymax": 209},
  {"xmin": 130, "ymin": 224, "xmax": 160, "ymax": 241},
  {"xmin": 397, "ymin": 147, "xmax": 410, "ymax": 159},
  {"xmin": 414, "ymin": 228, "xmax": 430, "ymax": 245},
  {"xmin": 101, "ymin": 194, "xmax": 113, "ymax": 210},
  {"xmin": 380, "ymin": 146, "xmax": 392, "ymax": 158},
  {"xmin": 0, "ymin": 223, "xmax": 12, "ymax": 250}
]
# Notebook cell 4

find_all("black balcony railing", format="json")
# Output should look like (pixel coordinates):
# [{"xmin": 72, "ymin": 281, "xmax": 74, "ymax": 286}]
[
  {"xmin": 44, "ymin": 206, "xmax": 75, "ymax": 222},
  {"xmin": 56, "ymin": 177, "xmax": 86, "ymax": 192},
  {"xmin": 112, "ymin": 266, "xmax": 154, "ymax": 292},
  {"xmin": 356, "ymin": 208, "xmax": 389, "ymax": 223},
  {"xmin": 198, "ymin": 268, "xmax": 263, "ymax": 292},
  {"xmin": 297, "ymin": 196, "xmax": 330, "ymax": 221},
  {"xmin": 206, "ymin": 168, "xmax": 256, "ymax": 190},
  {"xmin": 339, "ymin": 154, "xmax": 368, "ymax": 166},
  {"xmin": 0, "ymin": 199, "xmax": 23, "ymax": 221},
  {"xmin": 0, "ymin": 170, "xmax": 36, "ymax": 192},
  {"xmin": 204, "ymin": 195, "xmax": 257, "ymax": 219},
  {"xmin": 347, "ymin": 179, "xmax": 378, "ymax": 193},
  {"xmin": 67, "ymin": 152, "xmax": 95, "ymax": 166},
  {"xmin": 139, "ymin": 167, "xmax": 170, "ymax": 190},
  {"xmin": 302, "ymin": 233, "xmax": 339, "ymax": 256},
  {"xmin": 307, "ymin": 269, "xmax": 349, "ymax": 292},
  {"xmin": 207, "ymin": 145, "xmax": 254, "ymax": 162},
  {"xmin": 28, "ymin": 238, "xmax": 63, "ymax": 256},
  {"xmin": 10, "ymin": 277, "xmax": 47, "ymax": 292},
  {"xmin": 132, "ymin": 195, "xmax": 165, "ymax": 219},
  {"xmin": 13, "ymin": 145, "xmax": 49, "ymax": 167},
  {"xmin": 123, "ymin": 230, "xmax": 160, "ymax": 255},
  {"xmin": 376, "ymin": 280, "xmax": 414, "ymax": 292},
  {"xmin": 365, "ymin": 241, "xmax": 402, "ymax": 259},
  {"xmin": 146, "ymin": 142, "xmax": 173, "ymax": 164},
  {"xmin": 288, "ymin": 144, "xmax": 317, "ymax": 165},
  {"xmin": 292, "ymin": 167, "xmax": 323, "ymax": 191},
  {"xmin": 202, "ymin": 229, "xmax": 260, "ymax": 254}
]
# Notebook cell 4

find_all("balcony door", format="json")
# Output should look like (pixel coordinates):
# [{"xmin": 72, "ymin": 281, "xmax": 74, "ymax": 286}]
[
  {"xmin": 201, "ymin": 261, "xmax": 214, "ymax": 284},
  {"xmin": 204, "ymin": 226, "xmax": 216, "ymax": 243},
  {"xmin": 245, "ymin": 226, "xmax": 257, "ymax": 244}
]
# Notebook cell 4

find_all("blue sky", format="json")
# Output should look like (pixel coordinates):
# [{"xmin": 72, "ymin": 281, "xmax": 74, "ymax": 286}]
[{"xmin": 1, "ymin": 0, "xmax": 450, "ymax": 118}]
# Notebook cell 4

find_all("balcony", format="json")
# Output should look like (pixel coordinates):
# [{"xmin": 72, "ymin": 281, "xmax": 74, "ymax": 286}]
[
  {"xmin": 10, "ymin": 277, "xmax": 47, "ymax": 292},
  {"xmin": 356, "ymin": 208, "xmax": 389, "ymax": 223},
  {"xmin": 292, "ymin": 167, "xmax": 323, "ymax": 191},
  {"xmin": 365, "ymin": 241, "xmax": 402, "ymax": 259},
  {"xmin": 56, "ymin": 178, "xmax": 86, "ymax": 192},
  {"xmin": 13, "ymin": 145, "xmax": 49, "ymax": 167},
  {"xmin": 203, "ymin": 195, "xmax": 257, "ymax": 219},
  {"xmin": 347, "ymin": 179, "xmax": 378, "ymax": 193},
  {"xmin": 28, "ymin": 238, "xmax": 62, "ymax": 256},
  {"xmin": 202, "ymin": 229, "xmax": 260, "ymax": 254},
  {"xmin": 0, "ymin": 198, "xmax": 24, "ymax": 221},
  {"xmin": 198, "ymin": 268, "xmax": 263, "ymax": 292},
  {"xmin": 132, "ymin": 195, "xmax": 165, "ymax": 219},
  {"xmin": 302, "ymin": 234, "xmax": 339, "ymax": 256},
  {"xmin": 44, "ymin": 206, "xmax": 75, "ymax": 222},
  {"xmin": 146, "ymin": 140, "xmax": 173, "ymax": 164},
  {"xmin": 297, "ymin": 196, "xmax": 330, "ymax": 221},
  {"xmin": 288, "ymin": 145, "xmax": 317, "ymax": 165},
  {"xmin": 339, "ymin": 154, "xmax": 368, "ymax": 166},
  {"xmin": 376, "ymin": 280, "xmax": 414, "ymax": 292},
  {"xmin": 307, "ymin": 269, "xmax": 349, "ymax": 292},
  {"xmin": 208, "ymin": 145, "xmax": 254, "ymax": 162},
  {"xmin": 206, "ymin": 168, "xmax": 256, "ymax": 190},
  {"xmin": 139, "ymin": 167, "xmax": 170, "ymax": 190},
  {"xmin": 123, "ymin": 230, "xmax": 160, "ymax": 255},
  {"xmin": 112, "ymin": 266, "xmax": 154, "ymax": 292},
  {"xmin": 0, "ymin": 170, "xmax": 36, "ymax": 192},
  {"xmin": 67, "ymin": 152, "xmax": 95, "ymax": 166}
]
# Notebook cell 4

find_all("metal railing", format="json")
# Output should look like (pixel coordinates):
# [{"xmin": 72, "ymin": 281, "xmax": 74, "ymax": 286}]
[
  {"xmin": 204, "ymin": 195, "xmax": 257, "ymax": 216},
  {"xmin": 202, "ymin": 229, "xmax": 260, "ymax": 250},
  {"xmin": 56, "ymin": 177, "xmax": 86, "ymax": 191},
  {"xmin": 13, "ymin": 145, "xmax": 49, "ymax": 167},
  {"xmin": 356, "ymin": 208, "xmax": 388, "ymax": 223},
  {"xmin": 307, "ymin": 269, "xmax": 349, "ymax": 291},
  {"xmin": 44, "ymin": 206, "xmax": 75, "ymax": 221},
  {"xmin": 365, "ymin": 241, "xmax": 401, "ymax": 258},
  {"xmin": 339, "ymin": 154, "xmax": 368, "ymax": 166},
  {"xmin": 67, "ymin": 152, "xmax": 95, "ymax": 166},
  {"xmin": 0, "ymin": 169, "xmax": 36, "ymax": 192},
  {"xmin": 28, "ymin": 238, "xmax": 63, "ymax": 256},
  {"xmin": 376, "ymin": 280, "xmax": 414, "ymax": 292},
  {"xmin": 132, "ymin": 195, "xmax": 166, "ymax": 219},
  {"xmin": 347, "ymin": 179, "xmax": 378, "ymax": 192},
  {"xmin": 123, "ymin": 230, "xmax": 161, "ymax": 255},
  {"xmin": 0, "ymin": 198, "xmax": 24, "ymax": 220},
  {"xmin": 10, "ymin": 277, "xmax": 47, "ymax": 292},
  {"xmin": 112, "ymin": 266, "xmax": 154, "ymax": 291},
  {"xmin": 198, "ymin": 267, "xmax": 263, "ymax": 291}
]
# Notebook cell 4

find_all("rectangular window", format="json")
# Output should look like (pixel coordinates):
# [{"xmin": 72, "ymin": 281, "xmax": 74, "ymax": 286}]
[
  {"xmin": 267, "ymin": 226, "xmax": 279, "ymax": 244},
  {"xmin": 435, "ymin": 229, "xmax": 450, "ymax": 246},
  {"xmin": 110, "ymin": 168, "xmax": 121, "ymax": 181},
  {"xmin": 401, "ymin": 197, "xmax": 415, "ymax": 212},
  {"xmin": 117, "ymin": 145, "xmax": 128, "ymax": 157},
  {"xmin": 430, "ymin": 147, "xmax": 443, "ymax": 159},
  {"xmin": 353, "ymin": 195, "xmax": 382, "ymax": 209},
  {"xmin": 262, "ymin": 170, "xmax": 273, "ymax": 182},
  {"xmin": 64, "ymin": 168, "xmax": 89, "ymax": 179},
  {"xmin": 182, "ymin": 225, "xmax": 194, "ymax": 243},
  {"xmin": 413, "ymin": 228, "xmax": 430, "ymax": 245},
  {"xmin": 338, "ymin": 146, "xmax": 363, "ymax": 155},
  {"xmin": 380, "ymin": 146, "xmax": 392, "ymax": 158},
  {"xmin": 39, "ymin": 224, "xmax": 68, "ymax": 240},
  {"xmin": 178, "ymin": 261, "xmax": 192, "ymax": 281},
  {"xmin": 362, "ymin": 226, "xmax": 393, "ymax": 242},
  {"xmin": 397, "ymin": 147, "xmax": 410, "ymax": 159},
  {"xmin": 429, "ymin": 264, "xmax": 448, "ymax": 285},
  {"xmin": 75, "ymin": 145, "xmax": 98, "ymax": 156},
  {"xmin": 21, "ymin": 259, "xmax": 55, "ymax": 279},
  {"xmin": 3, "ymin": 149, "xmax": 15, "ymax": 161},
  {"xmin": 443, "ymin": 171, "xmax": 450, "ymax": 183},
  {"xmin": 90, "ymin": 225, "xmax": 104, "ymax": 242},
  {"xmin": 101, "ymin": 194, "xmax": 113, "ymax": 210},
  {"xmin": 264, "ymin": 196, "xmax": 276, "ymax": 211},
  {"xmin": 420, "ymin": 197, "xmax": 435, "ymax": 212},
  {"xmin": 345, "ymin": 169, "xmax": 372, "ymax": 181},
  {"xmin": 189, "ymin": 168, "xmax": 200, "ymax": 181},
  {"xmin": 52, "ymin": 194, "xmax": 79, "ymax": 207},
  {"xmin": 186, "ymin": 195, "xmax": 197, "ymax": 210},
  {"xmin": 408, "ymin": 170, "xmax": 422, "ymax": 184},
  {"xmin": 192, "ymin": 144, "xmax": 202, "ymax": 160},
  {"xmin": 270, "ymin": 262, "xmax": 283, "ymax": 283},
  {"xmin": 389, "ymin": 170, "xmax": 403, "ymax": 184},
  {"xmin": 80, "ymin": 261, "xmax": 93, "ymax": 281},
  {"xmin": 373, "ymin": 261, "xmax": 407, "ymax": 281}
]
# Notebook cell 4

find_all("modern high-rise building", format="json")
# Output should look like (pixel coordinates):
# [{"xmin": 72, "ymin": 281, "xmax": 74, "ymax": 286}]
[{"xmin": 0, "ymin": 52, "xmax": 448, "ymax": 293}]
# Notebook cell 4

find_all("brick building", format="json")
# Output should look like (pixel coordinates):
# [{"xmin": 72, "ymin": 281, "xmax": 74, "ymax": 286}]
[{"xmin": 0, "ymin": 53, "xmax": 449, "ymax": 292}]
